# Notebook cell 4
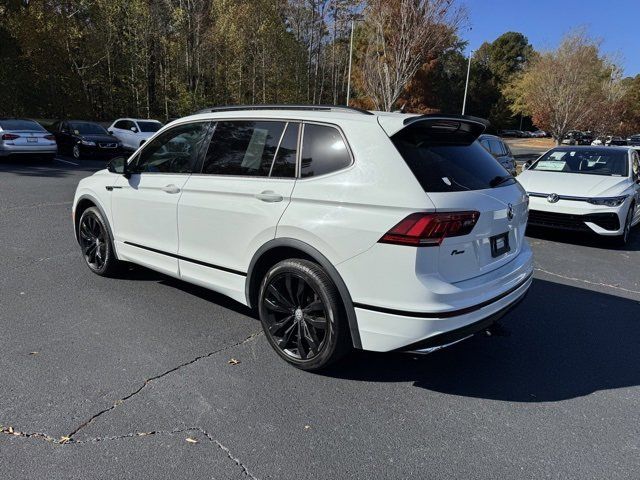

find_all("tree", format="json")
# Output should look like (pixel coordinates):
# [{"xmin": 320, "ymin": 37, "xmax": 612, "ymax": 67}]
[
  {"xmin": 505, "ymin": 32, "xmax": 625, "ymax": 144},
  {"xmin": 358, "ymin": 0, "xmax": 464, "ymax": 111}
]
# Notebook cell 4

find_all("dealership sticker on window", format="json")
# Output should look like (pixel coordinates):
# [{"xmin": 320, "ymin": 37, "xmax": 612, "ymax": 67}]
[{"xmin": 536, "ymin": 160, "xmax": 566, "ymax": 171}]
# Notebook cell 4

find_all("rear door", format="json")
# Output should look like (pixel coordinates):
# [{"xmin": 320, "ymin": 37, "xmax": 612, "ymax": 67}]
[
  {"xmin": 391, "ymin": 117, "xmax": 529, "ymax": 283},
  {"xmin": 111, "ymin": 121, "xmax": 210, "ymax": 276},
  {"xmin": 177, "ymin": 120, "xmax": 298, "ymax": 297}
]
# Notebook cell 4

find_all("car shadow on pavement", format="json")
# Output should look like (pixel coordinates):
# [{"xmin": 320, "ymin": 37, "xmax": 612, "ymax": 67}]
[
  {"xmin": 0, "ymin": 157, "xmax": 106, "ymax": 177},
  {"xmin": 324, "ymin": 278, "xmax": 640, "ymax": 402},
  {"xmin": 526, "ymin": 225, "xmax": 640, "ymax": 252}
]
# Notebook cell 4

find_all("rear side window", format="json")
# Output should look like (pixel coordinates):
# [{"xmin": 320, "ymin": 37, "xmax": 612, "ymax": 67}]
[
  {"xmin": 202, "ymin": 121, "xmax": 286, "ymax": 176},
  {"xmin": 488, "ymin": 139, "xmax": 505, "ymax": 156},
  {"xmin": 392, "ymin": 130, "xmax": 512, "ymax": 192},
  {"xmin": 300, "ymin": 124, "xmax": 351, "ymax": 178},
  {"xmin": 0, "ymin": 119, "xmax": 45, "ymax": 131}
]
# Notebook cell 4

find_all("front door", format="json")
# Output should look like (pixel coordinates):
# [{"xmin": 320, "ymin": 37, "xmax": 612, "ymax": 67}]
[
  {"xmin": 110, "ymin": 121, "xmax": 210, "ymax": 276},
  {"xmin": 177, "ymin": 120, "xmax": 299, "ymax": 301}
]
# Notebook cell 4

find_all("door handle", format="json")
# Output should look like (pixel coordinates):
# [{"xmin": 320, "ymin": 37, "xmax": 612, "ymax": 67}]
[
  {"xmin": 161, "ymin": 184, "xmax": 181, "ymax": 194},
  {"xmin": 254, "ymin": 190, "xmax": 283, "ymax": 203}
]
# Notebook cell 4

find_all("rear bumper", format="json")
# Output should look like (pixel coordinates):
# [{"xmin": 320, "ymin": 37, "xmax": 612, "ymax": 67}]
[
  {"xmin": 0, "ymin": 144, "xmax": 57, "ymax": 157},
  {"xmin": 353, "ymin": 271, "xmax": 532, "ymax": 352}
]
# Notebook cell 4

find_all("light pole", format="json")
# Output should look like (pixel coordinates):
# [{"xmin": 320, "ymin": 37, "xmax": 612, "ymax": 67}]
[
  {"xmin": 346, "ymin": 19, "xmax": 355, "ymax": 106},
  {"xmin": 461, "ymin": 50, "xmax": 473, "ymax": 115}
]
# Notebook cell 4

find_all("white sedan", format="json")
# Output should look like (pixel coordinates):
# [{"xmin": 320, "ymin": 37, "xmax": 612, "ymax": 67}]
[
  {"xmin": 107, "ymin": 118, "xmax": 163, "ymax": 150},
  {"xmin": 518, "ymin": 146, "xmax": 640, "ymax": 245}
]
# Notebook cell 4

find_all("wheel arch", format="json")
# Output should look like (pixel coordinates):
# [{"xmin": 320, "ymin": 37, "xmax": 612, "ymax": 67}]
[
  {"xmin": 74, "ymin": 194, "xmax": 119, "ymax": 259},
  {"xmin": 246, "ymin": 238, "xmax": 362, "ymax": 349}
]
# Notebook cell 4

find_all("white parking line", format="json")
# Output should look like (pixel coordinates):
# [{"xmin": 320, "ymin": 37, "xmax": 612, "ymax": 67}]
[{"xmin": 54, "ymin": 158, "xmax": 79, "ymax": 166}]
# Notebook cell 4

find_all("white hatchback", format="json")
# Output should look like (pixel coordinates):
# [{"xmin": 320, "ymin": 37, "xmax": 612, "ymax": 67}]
[
  {"xmin": 73, "ymin": 106, "xmax": 533, "ymax": 370},
  {"xmin": 108, "ymin": 118, "xmax": 163, "ymax": 150},
  {"xmin": 519, "ymin": 146, "xmax": 640, "ymax": 245}
]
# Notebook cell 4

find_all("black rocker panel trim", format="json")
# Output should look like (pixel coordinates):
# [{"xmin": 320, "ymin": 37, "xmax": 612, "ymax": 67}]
[{"xmin": 124, "ymin": 241, "xmax": 247, "ymax": 277}]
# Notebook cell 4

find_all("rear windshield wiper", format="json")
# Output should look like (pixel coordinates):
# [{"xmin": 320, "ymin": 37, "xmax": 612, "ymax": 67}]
[{"xmin": 489, "ymin": 175, "xmax": 515, "ymax": 188}]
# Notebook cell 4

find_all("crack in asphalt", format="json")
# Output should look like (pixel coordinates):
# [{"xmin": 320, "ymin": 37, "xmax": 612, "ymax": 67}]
[
  {"xmin": 66, "ymin": 330, "xmax": 263, "ymax": 440},
  {"xmin": 1, "ymin": 331, "xmax": 263, "ymax": 477},
  {"xmin": 1, "ymin": 426, "xmax": 259, "ymax": 479}
]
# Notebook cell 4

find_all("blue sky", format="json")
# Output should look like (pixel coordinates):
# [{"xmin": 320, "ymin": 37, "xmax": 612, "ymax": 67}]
[{"xmin": 463, "ymin": 0, "xmax": 640, "ymax": 77}]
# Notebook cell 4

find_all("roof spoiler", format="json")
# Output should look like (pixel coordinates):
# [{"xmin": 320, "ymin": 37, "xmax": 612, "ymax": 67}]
[{"xmin": 379, "ymin": 113, "xmax": 489, "ymax": 141}]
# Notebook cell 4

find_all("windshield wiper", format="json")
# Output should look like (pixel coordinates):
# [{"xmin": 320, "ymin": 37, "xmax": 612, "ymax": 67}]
[{"xmin": 489, "ymin": 175, "xmax": 515, "ymax": 188}]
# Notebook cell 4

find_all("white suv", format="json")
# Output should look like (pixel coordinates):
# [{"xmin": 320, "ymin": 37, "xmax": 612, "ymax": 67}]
[
  {"xmin": 73, "ymin": 106, "xmax": 533, "ymax": 370},
  {"xmin": 108, "ymin": 118, "xmax": 163, "ymax": 150}
]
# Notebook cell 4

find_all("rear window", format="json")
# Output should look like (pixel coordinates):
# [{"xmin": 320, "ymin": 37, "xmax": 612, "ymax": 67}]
[
  {"xmin": 0, "ymin": 119, "xmax": 45, "ymax": 132},
  {"xmin": 300, "ymin": 124, "xmax": 351, "ymax": 178},
  {"xmin": 392, "ymin": 130, "xmax": 513, "ymax": 192}
]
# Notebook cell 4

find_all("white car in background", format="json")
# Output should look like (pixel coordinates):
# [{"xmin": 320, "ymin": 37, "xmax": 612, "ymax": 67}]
[
  {"xmin": 519, "ymin": 146, "xmax": 640, "ymax": 245},
  {"xmin": 108, "ymin": 118, "xmax": 163, "ymax": 150},
  {"xmin": 73, "ymin": 106, "xmax": 533, "ymax": 370}
]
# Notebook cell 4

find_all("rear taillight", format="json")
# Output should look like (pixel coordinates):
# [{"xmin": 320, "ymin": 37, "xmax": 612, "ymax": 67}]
[
  {"xmin": 379, "ymin": 211, "xmax": 480, "ymax": 247},
  {"xmin": 1, "ymin": 133, "xmax": 20, "ymax": 141},
  {"xmin": 44, "ymin": 134, "xmax": 56, "ymax": 141}
]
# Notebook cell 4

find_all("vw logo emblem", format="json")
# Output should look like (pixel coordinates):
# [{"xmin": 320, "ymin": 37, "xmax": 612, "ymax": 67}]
[
  {"xmin": 547, "ymin": 193, "xmax": 560, "ymax": 203},
  {"xmin": 507, "ymin": 203, "xmax": 514, "ymax": 221}
]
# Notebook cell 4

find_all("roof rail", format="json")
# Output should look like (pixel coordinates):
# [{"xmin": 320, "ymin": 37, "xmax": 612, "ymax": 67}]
[{"xmin": 194, "ymin": 104, "xmax": 374, "ymax": 116}]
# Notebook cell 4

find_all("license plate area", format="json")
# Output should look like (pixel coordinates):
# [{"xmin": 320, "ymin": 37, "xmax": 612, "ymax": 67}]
[
  {"xmin": 27, "ymin": 137, "xmax": 38, "ymax": 143},
  {"xmin": 490, "ymin": 232, "xmax": 510, "ymax": 257}
]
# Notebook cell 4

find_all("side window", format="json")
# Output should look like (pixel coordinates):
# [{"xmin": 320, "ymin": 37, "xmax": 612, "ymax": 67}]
[
  {"xmin": 480, "ymin": 139, "xmax": 491, "ymax": 152},
  {"xmin": 270, "ymin": 123, "xmax": 299, "ymax": 178},
  {"xmin": 113, "ymin": 120, "xmax": 126, "ymax": 129},
  {"xmin": 632, "ymin": 151, "xmax": 639, "ymax": 178},
  {"xmin": 202, "ymin": 121, "xmax": 286, "ymax": 176},
  {"xmin": 135, "ymin": 122, "xmax": 208, "ymax": 174},
  {"xmin": 488, "ymin": 139, "xmax": 505, "ymax": 156},
  {"xmin": 300, "ymin": 123, "xmax": 351, "ymax": 178}
]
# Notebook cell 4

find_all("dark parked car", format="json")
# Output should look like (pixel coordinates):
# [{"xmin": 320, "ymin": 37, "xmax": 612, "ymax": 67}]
[
  {"xmin": 500, "ymin": 129, "xmax": 522, "ymax": 138},
  {"xmin": 478, "ymin": 134, "xmax": 517, "ymax": 176},
  {"xmin": 627, "ymin": 134, "xmax": 640, "ymax": 146},
  {"xmin": 50, "ymin": 120, "xmax": 124, "ymax": 160}
]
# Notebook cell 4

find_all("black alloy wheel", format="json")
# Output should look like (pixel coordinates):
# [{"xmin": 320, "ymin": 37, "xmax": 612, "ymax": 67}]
[
  {"xmin": 258, "ymin": 259, "xmax": 350, "ymax": 370},
  {"xmin": 78, "ymin": 207, "xmax": 119, "ymax": 276}
]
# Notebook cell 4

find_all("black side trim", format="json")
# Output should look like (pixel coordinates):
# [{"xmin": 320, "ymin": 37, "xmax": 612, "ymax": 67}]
[
  {"xmin": 395, "ymin": 289, "xmax": 529, "ymax": 352},
  {"xmin": 354, "ymin": 272, "xmax": 533, "ymax": 319},
  {"xmin": 246, "ymin": 238, "xmax": 362, "ymax": 349},
  {"xmin": 124, "ymin": 241, "xmax": 246, "ymax": 277}
]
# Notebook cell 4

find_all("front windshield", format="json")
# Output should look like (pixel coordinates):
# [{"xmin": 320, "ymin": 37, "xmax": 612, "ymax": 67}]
[
  {"xmin": 70, "ymin": 122, "xmax": 108, "ymax": 135},
  {"xmin": 137, "ymin": 121, "xmax": 162, "ymax": 133},
  {"xmin": 530, "ymin": 149, "xmax": 628, "ymax": 176}
]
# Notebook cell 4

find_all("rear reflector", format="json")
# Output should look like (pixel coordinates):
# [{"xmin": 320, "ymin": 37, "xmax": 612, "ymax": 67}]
[
  {"xmin": 379, "ymin": 211, "xmax": 480, "ymax": 246},
  {"xmin": 1, "ymin": 133, "xmax": 20, "ymax": 141}
]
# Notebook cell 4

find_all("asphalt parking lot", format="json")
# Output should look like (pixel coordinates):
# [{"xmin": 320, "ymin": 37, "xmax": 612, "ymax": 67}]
[{"xmin": 1, "ymin": 156, "xmax": 639, "ymax": 479}]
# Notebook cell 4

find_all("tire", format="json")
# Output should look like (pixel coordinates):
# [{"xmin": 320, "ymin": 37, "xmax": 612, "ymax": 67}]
[
  {"xmin": 614, "ymin": 204, "xmax": 634, "ymax": 246},
  {"xmin": 78, "ymin": 207, "xmax": 121, "ymax": 276},
  {"xmin": 72, "ymin": 144, "xmax": 81, "ymax": 160},
  {"xmin": 258, "ymin": 259, "xmax": 351, "ymax": 371}
]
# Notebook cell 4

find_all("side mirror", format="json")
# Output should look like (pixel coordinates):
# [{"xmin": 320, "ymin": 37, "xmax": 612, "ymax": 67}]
[
  {"xmin": 130, "ymin": 127, "xmax": 138, "ymax": 133},
  {"xmin": 107, "ymin": 156, "xmax": 128, "ymax": 177},
  {"xmin": 523, "ymin": 161, "xmax": 532, "ymax": 170},
  {"xmin": 108, "ymin": 130, "xmax": 114, "ymax": 135}
]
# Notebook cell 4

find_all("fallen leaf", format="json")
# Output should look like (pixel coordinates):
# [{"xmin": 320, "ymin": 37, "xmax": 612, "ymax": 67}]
[
  {"xmin": 228, "ymin": 358, "xmax": 240, "ymax": 365},
  {"xmin": 304, "ymin": 425, "xmax": 311, "ymax": 431},
  {"xmin": 185, "ymin": 437, "xmax": 199, "ymax": 444},
  {"xmin": 8, "ymin": 426, "xmax": 14, "ymax": 434},
  {"xmin": 59, "ymin": 436, "xmax": 71, "ymax": 444},
  {"xmin": 136, "ymin": 432, "xmax": 153, "ymax": 436},
  {"xmin": 29, "ymin": 352, "xmax": 39, "ymax": 356}
]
